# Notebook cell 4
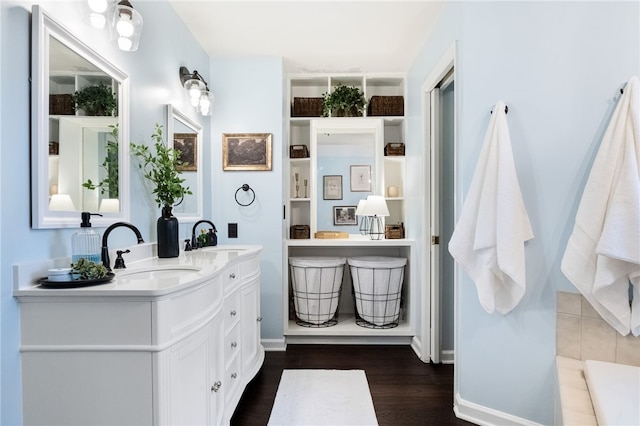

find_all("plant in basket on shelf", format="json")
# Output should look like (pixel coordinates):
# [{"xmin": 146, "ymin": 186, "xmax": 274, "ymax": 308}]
[
  {"xmin": 322, "ymin": 83, "xmax": 367, "ymax": 117},
  {"xmin": 72, "ymin": 82, "xmax": 117, "ymax": 116},
  {"xmin": 131, "ymin": 124, "xmax": 192, "ymax": 258}
]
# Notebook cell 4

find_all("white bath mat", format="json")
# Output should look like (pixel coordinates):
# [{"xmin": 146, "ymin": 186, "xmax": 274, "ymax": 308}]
[{"xmin": 267, "ymin": 369, "xmax": 378, "ymax": 426}]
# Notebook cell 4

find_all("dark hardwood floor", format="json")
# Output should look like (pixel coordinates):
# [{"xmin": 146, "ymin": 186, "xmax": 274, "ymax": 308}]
[{"xmin": 231, "ymin": 345, "xmax": 473, "ymax": 426}]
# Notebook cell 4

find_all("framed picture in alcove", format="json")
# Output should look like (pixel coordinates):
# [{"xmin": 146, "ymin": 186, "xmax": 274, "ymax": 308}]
[
  {"xmin": 173, "ymin": 133, "xmax": 197, "ymax": 171},
  {"xmin": 350, "ymin": 165, "xmax": 371, "ymax": 192},
  {"xmin": 333, "ymin": 205, "xmax": 357, "ymax": 226},
  {"xmin": 323, "ymin": 175, "xmax": 342, "ymax": 200}
]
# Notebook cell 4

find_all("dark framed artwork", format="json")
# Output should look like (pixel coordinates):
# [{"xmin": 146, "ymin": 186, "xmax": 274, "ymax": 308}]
[
  {"xmin": 173, "ymin": 133, "xmax": 197, "ymax": 171},
  {"xmin": 323, "ymin": 175, "xmax": 343, "ymax": 200},
  {"xmin": 333, "ymin": 205, "xmax": 357, "ymax": 226},
  {"xmin": 350, "ymin": 165, "xmax": 372, "ymax": 192},
  {"xmin": 222, "ymin": 133, "xmax": 272, "ymax": 171}
]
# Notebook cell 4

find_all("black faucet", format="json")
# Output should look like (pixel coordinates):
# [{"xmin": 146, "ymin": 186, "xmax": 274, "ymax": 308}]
[
  {"xmin": 101, "ymin": 222, "xmax": 145, "ymax": 270},
  {"xmin": 191, "ymin": 220, "xmax": 217, "ymax": 249}
]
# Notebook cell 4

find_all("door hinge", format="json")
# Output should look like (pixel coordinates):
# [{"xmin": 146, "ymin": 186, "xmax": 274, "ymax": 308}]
[{"xmin": 431, "ymin": 235, "xmax": 440, "ymax": 245}]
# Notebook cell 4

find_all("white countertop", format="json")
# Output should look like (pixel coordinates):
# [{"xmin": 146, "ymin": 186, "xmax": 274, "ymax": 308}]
[{"xmin": 13, "ymin": 244, "xmax": 262, "ymax": 298}]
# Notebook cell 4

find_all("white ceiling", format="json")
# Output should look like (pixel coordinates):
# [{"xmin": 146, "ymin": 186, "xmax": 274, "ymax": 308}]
[{"xmin": 168, "ymin": 1, "xmax": 447, "ymax": 73}]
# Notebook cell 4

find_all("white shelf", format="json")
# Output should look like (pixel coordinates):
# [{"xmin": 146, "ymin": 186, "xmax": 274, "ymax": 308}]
[{"xmin": 285, "ymin": 316, "xmax": 413, "ymax": 337}]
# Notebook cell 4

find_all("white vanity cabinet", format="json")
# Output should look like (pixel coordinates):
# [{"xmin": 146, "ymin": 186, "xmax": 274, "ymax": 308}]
[{"xmin": 15, "ymin": 246, "xmax": 263, "ymax": 426}]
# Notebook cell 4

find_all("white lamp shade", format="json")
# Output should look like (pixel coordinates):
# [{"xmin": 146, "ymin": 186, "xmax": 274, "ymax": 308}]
[
  {"xmin": 355, "ymin": 199, "xmax": 368, "ymax": 216},
  {"xmin": 99, "ymin": 198, "xmax": 120, "ymax": 213},
  {"xmin": 184, "ymin": 78, "xmax": 206, "ymax": 106},
  {"xmin": 81, "ymin": 0, "xmax": 112, "ymax": 29},
  {"xmin": 360, "ymin": 195, "xmax": 389, "ymax": 217},
  {"xmin": 109, "ymin": 1, "xmax": 143, "ymax": 52},
  {"xmin": 49, "ymin": 194, "xmax": 76, "ymax": 211}
]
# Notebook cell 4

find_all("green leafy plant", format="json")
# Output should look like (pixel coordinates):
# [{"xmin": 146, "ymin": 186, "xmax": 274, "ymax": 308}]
[
  {"xmin": 71, "ymin": 258, "xmax": 108, "ymax": 279},
  {"xmin": 83, "ymin": 124, "xmax": 119, "ymax": 198},
  {"xmin": 322, "ymin": 83, "xmax": 367, "ymax": 117},
  {"xmin": 130, "ymin": 124, "xmax": 192, "ymax": 209},
  {"xmin": 72, "ymin": 82, "xmax": 118, "ymax": 116}
]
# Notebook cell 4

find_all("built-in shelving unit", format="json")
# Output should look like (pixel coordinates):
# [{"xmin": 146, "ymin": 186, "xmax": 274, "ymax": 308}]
[{"xmin": 283, "ymin": 73, "xmax": 414, "ymax": 343}]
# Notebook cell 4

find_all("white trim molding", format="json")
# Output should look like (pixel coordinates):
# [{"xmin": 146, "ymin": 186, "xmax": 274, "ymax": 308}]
[{"xmin": 454, "ymin": 394, "xmax": 545, "ymax": 426}]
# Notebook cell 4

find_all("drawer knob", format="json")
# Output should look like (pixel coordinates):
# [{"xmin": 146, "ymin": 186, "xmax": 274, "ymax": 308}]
[
  {"xmin": 230, "ymin": 310, "xmax": 237, "ymax": 316},
  {"xmin": 231, "ymin": 372, "xmax": 237, "ymax": 379},
  {"xmin": 229, "ymin": 273, "xmax": 236, "ymax": 279},
  {"xmin": 231, "ymin": 341, "xmax": 237, "ymax": 348},
  {"xmin": 211, "ymin": 381, "xmax": 222, "ymax": 392},
  {"xmin": 257, "ymin": 316, "xmax": 262, "ymax": 322}
]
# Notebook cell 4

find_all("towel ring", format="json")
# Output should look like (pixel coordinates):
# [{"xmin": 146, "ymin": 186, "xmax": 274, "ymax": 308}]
[{"xmin": 235, "ymin": 184, "xmax": 256, "ymax": 207}]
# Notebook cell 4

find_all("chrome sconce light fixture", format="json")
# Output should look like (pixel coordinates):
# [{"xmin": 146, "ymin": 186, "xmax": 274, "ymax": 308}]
[
  {"xmin": 179, "ymin": 66, "xmax": 214, "ymax": 116},
  {"xmin": 82, "ymin": 0, "xmax": 143, "ymax": 52}
]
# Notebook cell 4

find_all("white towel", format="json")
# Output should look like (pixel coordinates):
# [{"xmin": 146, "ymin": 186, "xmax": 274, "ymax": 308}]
[
  {"xmin": 448, "ymin": 101, "xmax": 534, "ymax": 314},
  {"xmin": 561, "ymin": 76, "xmax": 640, "ymax": 336}
]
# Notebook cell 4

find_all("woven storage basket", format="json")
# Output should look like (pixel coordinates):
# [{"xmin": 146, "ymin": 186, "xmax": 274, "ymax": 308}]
[
  {"xmin": 384, "ymin": 143, "xmax": 405, "ymax": 156},
  {"xmin": 292, "ymin": 97, "xmax": 323, "ymax": 117},
  {"xmin": 385, "ymin": 224, "xmax": 405, "ymax": 239},
  {"xmin": 368, "ymin": 96, "xmax": 404, "ymax": 116},
  {"xmin": 289, "ymin": 144, "xmax": 309, "ymax": 158},
  {"xmin": 290, "ymin": 225, "xmax": 310, "ymax": 239},
  {"xmin": 49, "ymin": 94, "xmax": 74, "ymax": 115}
]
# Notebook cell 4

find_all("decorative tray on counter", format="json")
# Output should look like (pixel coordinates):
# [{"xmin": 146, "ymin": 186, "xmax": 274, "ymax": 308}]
[{"xmin": 37, "ymin": 272, "xmax": 115, "ymax": 289}]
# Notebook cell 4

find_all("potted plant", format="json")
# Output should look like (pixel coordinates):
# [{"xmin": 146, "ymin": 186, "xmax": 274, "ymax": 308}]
[
  {"xmin": 322, "ymin": 83, "xmax": 367, "ymax": 117},
  {"xmin": 72, "ymin": 82, "xmax": 118, "ymax": 116},
  {"xmin": 131, "ymin": 124, "xmax": 192, "ymax": 258},
  {"xmin": 83, "ymin": 124, "xmax": 119, "ymax": 199}
]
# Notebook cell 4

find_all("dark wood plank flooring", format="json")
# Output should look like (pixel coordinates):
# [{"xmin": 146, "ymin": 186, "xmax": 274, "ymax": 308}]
[{"xmin": 231, "ymin": 345, "xmax": 473, "ymax": 425}]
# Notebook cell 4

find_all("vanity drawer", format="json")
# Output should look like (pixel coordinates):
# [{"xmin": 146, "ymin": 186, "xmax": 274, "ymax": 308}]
[
  {"xmin": 224, "ymin": 291, "xmax": 241, "ymax": 331},
  {"xmin": 222, "ymin": 263, "xmax": 240, "ymax": 293},
  {"xmin": 238, "ymin": 255, "xmax": 260, "ymax": 280},
  {"xmin": 224, "ymin": 322, "xmax": 241, "ymax": 364},
  {"xmin": 224, "ymin": 354, "xmax": 242, "ymax": 405}
]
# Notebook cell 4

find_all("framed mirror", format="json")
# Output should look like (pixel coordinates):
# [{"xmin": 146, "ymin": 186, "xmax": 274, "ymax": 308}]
[
  {"xmin": 167, "ymin": 105, "xmax": 203, "ymax": 222},
  {"xmin": 31, "ymin": 5, "xmax": 130, "ymax": 228}
]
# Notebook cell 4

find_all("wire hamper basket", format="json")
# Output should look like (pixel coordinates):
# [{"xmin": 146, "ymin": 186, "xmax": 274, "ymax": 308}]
[
  {"xmin": 289, "ymin": 257, "xmax": 346, "ymax": 327},
  {"xmin": 348, "ymin": 256, "xmax": 407, "ymax": 329}
]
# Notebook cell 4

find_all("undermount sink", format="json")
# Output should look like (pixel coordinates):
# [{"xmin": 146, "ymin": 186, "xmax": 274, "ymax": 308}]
[
  {"xmin": 116, "ymin": 265, "xmax": 202, "ymax": 280},
  {"xmin": 199, "ymin": 246, "xmax": 246, "ymax": 252}
]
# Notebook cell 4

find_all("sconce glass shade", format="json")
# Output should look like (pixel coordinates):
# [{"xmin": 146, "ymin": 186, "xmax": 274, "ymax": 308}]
[
  {"xmin": 184, "ymin": 78, "xmax": 206, "ymax": 106},
  {"xmin": 82, "ymin": 0, "xmax": 112, "ymax": 29},
  {"xmin": 109, "ymin": 0, "xmax": 143, "ymax": 52},
  {"xmin": 49, "ymin": 194, "xmax": 76, "ymax": 211},
  {"xmin": 361, "ymin": 195, "xmax": 389, "ymax": 240},
  {"xmin": 197, "ymin": 90, "xmax": 214, "ymax": 116}
]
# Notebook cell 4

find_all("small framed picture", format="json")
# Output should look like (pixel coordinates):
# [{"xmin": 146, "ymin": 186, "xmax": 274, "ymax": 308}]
[
  {"xmin": 323, "ymin": 175, "xmax": 342, "ymax": 200},
  {"xmin": 350, "ymin": 165, "xmax": 372, "ymax": 192},
  {"xmin": 222, "ymin": 133, "xmax": 272, "ymax": 171},
  {"xmin": 173, "ymin": 133, "xmax": 197, "ymax": 171},
  {"xmin": 333, "ymin": 206, "xmax": 357, "ymax": 226}
]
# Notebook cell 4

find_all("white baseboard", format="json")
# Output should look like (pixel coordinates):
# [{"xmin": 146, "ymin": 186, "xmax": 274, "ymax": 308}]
[
  {"xmin": 262, "ymin": 338, "xmax": 286, "ymax": 351},
  {"xmin": 454, "ymin": 393, "xmax": 544, "ymax": 426},
  {"xmin": 441, "ymin": 349, "xmax": 454, "ymax": 364}
]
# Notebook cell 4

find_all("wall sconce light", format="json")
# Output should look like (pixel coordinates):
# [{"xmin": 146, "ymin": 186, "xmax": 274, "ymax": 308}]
[
  {"xmin": 360, "ymin": 195, "xmax": 389, "ymax": 240},
  {"xmin": 82, "ymin": 0, "xmax": 112, "ymax": 29},
  {"xmin": 108, "ymin": 0, "xmax": 143, "ymax": 52},
  {"xmin": 179, "ymin": 66, "xmax": 214, "ymax": 116}
]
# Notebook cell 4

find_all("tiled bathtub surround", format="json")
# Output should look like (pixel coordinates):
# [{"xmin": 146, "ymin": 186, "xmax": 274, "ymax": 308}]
[{"xmin": 556, "ymin": 291, "xmax": 640, "ymax": 366}]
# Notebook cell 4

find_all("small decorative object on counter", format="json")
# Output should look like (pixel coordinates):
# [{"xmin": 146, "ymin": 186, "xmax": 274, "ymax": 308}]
[
  {"xmin": 384, "ymin": 143, "xmax": 405, "ymax": 156},
  {"xmin": 70, "ymin": 258, "xmax": 109, "ymax": 280},
  {"xmin": 72, "ymin": 212, "xmax": 103, "ymax": 264},
  {"xmin": 289, "ymin": 144, "xmax": 309, "ymax": 158},
  {"xmin": 207, "ymin": 228, "xmax": 217, "ymax": 246},
  {"xmin": 47, "ymin": 268, "xmax": 72, "ymax": 282},
  {"xmin": 384, "ymin": 223, "xmax": 405, "ymax": 239},
  {"xmin": 290, "ymin": 225, "xmax": 310, "ymax": 239}
]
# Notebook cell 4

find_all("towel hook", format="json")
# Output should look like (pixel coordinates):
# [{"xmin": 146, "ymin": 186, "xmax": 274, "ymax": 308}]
[
  {"xmin": 235, "ymin": 183, "xmax": 256, "ymax": 207},
  {"xmin": 490, "ymin": 105, "xmax": 509, "ymax": 114}
]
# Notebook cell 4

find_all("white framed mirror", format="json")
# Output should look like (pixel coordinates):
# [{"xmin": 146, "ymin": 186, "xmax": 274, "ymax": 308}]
[
  {"xmin": 31, "ymin": 5, "xmax": 130, "ymax": 229},
  {"xmin": 167, "ymin": 105, "xmax": 203, "ymax": 222}
]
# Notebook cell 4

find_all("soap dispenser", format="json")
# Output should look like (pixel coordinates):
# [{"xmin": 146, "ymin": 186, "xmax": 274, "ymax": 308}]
[
  {"xmin": 207, "ymin": 228, "xmax": 217, "ymax": 247},
  {"xmin": 72, "ymin": 212, "xmax": 102, "ymax": 263}
]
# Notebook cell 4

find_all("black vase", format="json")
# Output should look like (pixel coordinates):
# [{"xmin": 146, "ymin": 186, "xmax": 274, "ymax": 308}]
[{"xmin": 157, "ymin": 205, "xmax": 179, "ymax": 258}]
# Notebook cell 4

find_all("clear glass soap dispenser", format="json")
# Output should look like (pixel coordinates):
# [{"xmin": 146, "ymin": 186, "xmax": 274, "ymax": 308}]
[{"xmin": 72, "ymin": 212, "xmax": 102, "ymax": 263}]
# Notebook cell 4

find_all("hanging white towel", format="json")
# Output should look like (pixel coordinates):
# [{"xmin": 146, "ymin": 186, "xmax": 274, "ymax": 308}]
[
  {"xmin": 561, "ymin": 75, "xmax": 640, "ymax": 336},
  {"xmin": 448, "ymin": 101, "xmax": 534, "ymax": 314}
]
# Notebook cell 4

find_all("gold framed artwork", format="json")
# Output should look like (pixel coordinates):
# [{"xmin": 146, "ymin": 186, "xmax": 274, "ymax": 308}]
[
  {"xmin": 222, "ymin": 133, "xmax": 272, "ymax": 171},
  {"xmin": 173, "ymin": 133, "xmax": 197, "ymax": 171}
]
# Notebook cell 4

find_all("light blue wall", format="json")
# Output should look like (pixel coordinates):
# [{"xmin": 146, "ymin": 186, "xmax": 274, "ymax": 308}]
[
  {"xmin": 409, "ymin": 1, "xmax": 638, "ymax": 424},
  {"xmin": 0, "ymin": 1, "xmax": 211, "ymax": 424},
  {"xmin": 208, "ymin": 56, "xmax": 284, "ymax": 340}
]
